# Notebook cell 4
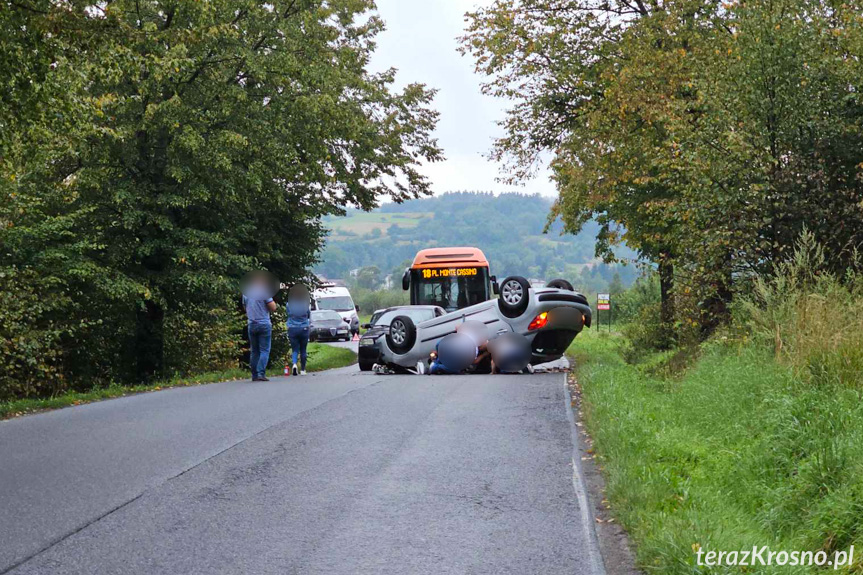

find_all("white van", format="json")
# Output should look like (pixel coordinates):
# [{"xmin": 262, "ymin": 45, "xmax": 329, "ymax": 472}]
[{"xmin": 312, "ymin": 285, "xmax": 359, "ymax": 336}]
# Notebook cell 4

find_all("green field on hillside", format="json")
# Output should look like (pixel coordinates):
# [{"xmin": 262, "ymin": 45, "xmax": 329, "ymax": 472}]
[
  {"xmin": 326, "ymin": 212, "xmax": 429, "ymax": 237},
  {"xmin": 318, "ymin": 193, "xmax": 639, "ymax": 293}
]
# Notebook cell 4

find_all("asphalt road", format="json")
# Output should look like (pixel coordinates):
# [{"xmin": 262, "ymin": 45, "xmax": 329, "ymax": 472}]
[
  {"xmin": 319, "ymin": 339, "xmax": 571, "ymax": 372},
  {"xmin": 1, "ymin": 367, "xmax": 603, "ymax": 575}
]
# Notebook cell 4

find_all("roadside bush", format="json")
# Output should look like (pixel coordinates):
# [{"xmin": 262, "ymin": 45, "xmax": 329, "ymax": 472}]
[
  {"xmin": 0, "ymin": 269, "xmax": 67, "ymax": 400},
  {"xmin": 0, "ymin": 266, "xmax": 256, "ymax": 400},
  {"xmin": 267, "ymin": 305, "xmax": 290, "ymax": 370},
  {"xmin": 613, "ymin": 272, "xmax": 661, "ymax": 324},
  {"xmin": 163, "ymin": 303, "xmax": 243, "ymax": 377},
  {"xmin": 738, "ymin": 232, "xmax": 863, "ymax": 388},
  {"xmin": 620, "ymin": 302, "xmax": 666, "ymax": 362}
]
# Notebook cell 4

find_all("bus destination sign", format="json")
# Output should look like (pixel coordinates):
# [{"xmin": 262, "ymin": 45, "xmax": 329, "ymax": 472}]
[{"xmin": 421, "ymin": 268, "xmax": 478, "ymax": 279}]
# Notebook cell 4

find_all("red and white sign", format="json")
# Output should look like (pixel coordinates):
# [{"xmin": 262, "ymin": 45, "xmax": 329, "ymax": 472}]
[{"xmin": 597, "ymin": 293, "xmax": 611, "ymax": 311}]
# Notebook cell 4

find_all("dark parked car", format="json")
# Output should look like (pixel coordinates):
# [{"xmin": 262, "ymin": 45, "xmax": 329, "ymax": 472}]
[
  {"xmin": 358, "ymin": 305, "xmax": 445, "ymax": 371},
  {"xmin": 310, "ymin": 310, "xmax": 351, "ymax": 342}
]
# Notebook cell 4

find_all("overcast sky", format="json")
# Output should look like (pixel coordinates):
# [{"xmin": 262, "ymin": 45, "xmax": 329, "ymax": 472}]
[{"xmin": 369, "ymin": 0, "xmax": 557, "ymax": 198}]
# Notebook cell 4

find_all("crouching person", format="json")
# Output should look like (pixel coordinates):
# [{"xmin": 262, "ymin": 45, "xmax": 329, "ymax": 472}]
[
  {"xmin": 488, "ymin": 332, "xmax": 533, "ymax": 374},
  {"xmin": 425, "ymin": 321, "xmax": 490, "ymax": 375}
]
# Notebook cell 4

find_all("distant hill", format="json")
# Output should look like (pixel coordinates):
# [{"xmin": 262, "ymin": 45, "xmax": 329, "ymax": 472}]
[{"xmin": 316, "ymin": 192, "xmax": 640, "ymax": 293}]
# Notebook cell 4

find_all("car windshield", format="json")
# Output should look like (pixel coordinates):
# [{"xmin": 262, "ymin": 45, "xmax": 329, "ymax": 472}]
[
  {"xmin": 410, "ymin": 268, "xmax": 490, "ymax": 311},
  {"xmin": 374, "ymin": 308, "xmax": 437, "ymax": 326},
  {"xmin": 311, "ymin": 310, "xmax": 342, "ymax": 322},
  {"xmin": 315, "ymin": 296, "xmax": 354, "ymax": 311}
]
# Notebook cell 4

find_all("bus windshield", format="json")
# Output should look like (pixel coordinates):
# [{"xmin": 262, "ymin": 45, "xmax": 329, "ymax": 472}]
[{"xmin": 409, "ymin": 267, "xmax": 490, "ymax": 311}]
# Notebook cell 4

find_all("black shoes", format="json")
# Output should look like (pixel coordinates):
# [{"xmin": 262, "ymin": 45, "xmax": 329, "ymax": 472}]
[{"xmin": 251, "ymin": 376, "xmax": 270, "ymax": 382}]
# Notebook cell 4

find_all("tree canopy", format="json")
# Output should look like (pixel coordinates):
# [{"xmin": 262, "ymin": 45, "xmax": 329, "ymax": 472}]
[
  {"xmin": 463, "ymin": 0, "xmax": 863, "ymax": 340},
  {"xmin": 0, "ymin": 0, "xmax": 440, "ymax": 397}
]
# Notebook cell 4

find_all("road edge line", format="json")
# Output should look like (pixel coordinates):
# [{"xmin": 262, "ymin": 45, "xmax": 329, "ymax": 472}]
[{"xmin": 563, "ymin": 371, "xmax": 607, "ymax": 575}]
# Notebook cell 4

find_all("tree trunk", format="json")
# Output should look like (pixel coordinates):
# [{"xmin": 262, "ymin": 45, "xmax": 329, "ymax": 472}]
[
  {"xmin": 135, "ymin": 299, "xmax": 164, "ymax": 381},
  {"xmin": 701, "ymin": 254, "xmax": 733, "ymax": 337},
  {"xmin": 658, "ymin": 251, "xmax": 675, "ymax": 349}
]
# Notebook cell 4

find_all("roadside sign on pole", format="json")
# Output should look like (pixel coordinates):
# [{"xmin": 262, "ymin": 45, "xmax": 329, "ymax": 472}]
[
  {"xmin": 597, "ymin": 293, "xmax": 611, "ymax": 311},
  {"xmin": 597, "ymin": 293, "xmax": 612, "ymax": 331}
]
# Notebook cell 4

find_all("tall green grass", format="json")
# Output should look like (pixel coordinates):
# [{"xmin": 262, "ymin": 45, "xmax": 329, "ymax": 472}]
[
  {"xmin": 571, "ymin": 330, "xmax": 863, "ymax": 573},
  {"xmin": 571, "ymin": 235, "xmax": 863, "ymax": 573},
  {"xmin": 738, "ymin": 232, "xmax": 863, "ymax": 389}
]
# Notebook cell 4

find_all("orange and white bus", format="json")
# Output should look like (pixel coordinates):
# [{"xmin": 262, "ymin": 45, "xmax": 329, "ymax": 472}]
[{"xmin": 401, "ymin": 247, "xmax": 498, "ymax": 311}]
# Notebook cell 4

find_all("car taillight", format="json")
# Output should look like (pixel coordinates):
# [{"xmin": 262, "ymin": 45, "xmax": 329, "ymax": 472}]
[{"xmin": 528, "ymin": 312, "xmax": 548, "ymax": 331}]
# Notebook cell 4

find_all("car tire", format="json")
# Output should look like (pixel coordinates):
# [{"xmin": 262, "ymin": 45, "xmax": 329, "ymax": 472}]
[
  {"xmin": 386, "ymin": 315, "xmax": 417, "ymax": 355},
  {"xmin": 359, "ymin": 360, "xmax": 374, "ymax": 372},
  {"xmin": 498, "ymin": 275, "xmax": 531, "ymax": 319},
  {"xmin": 546, "ymin": 278, "xmax": 574, "ymax": 291}
]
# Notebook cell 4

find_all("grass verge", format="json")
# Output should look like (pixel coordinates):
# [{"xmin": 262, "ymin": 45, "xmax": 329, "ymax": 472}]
[
  {"xmin": 1, "ymin": 343, "xmax": 356, "ymax": 420},
  {"xmin": 568, "ymin": 329, "xmax": 863, "ymax": 574}
]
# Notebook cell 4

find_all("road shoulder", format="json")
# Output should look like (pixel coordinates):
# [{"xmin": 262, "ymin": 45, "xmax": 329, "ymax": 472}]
[
  {"xmin": 567, "ymin": 367, "xmax": 642, "ymax": 575},
  {"xmin": 1, "ymin": 343, "xmax": 356, "ymax": 420}
]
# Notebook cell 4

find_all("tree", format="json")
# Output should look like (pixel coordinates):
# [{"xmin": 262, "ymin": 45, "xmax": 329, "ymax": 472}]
[
  {"xmin": 462, "ymin": 0, "xmax": 687, "ymax": 343},
  {"xmin": 356, "ymin": 266, "xmax": 382, "ymax": 290},
  {"xmin": 463, "ymin": 0, "xmax": 863, "ymax": 341},
  {"xmin": 608, "ymin": 273, "xmax": 625, "ymax": 296},
  {"xmin": 0, "ymin": 0, "xmax": 441, "ymax": 392}
]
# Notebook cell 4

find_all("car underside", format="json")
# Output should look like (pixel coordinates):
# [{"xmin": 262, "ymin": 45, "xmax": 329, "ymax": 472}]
[{"xmin": 373, "ymin": 276, "xmax": 591, "ymax": 372}]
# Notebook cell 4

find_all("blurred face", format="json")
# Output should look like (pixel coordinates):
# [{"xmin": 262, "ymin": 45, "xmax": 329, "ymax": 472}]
[
  {"xmin": 489, "ymin": 333, "xmax": 531, "ymax": 373},
  {"xmin": 456, "ymin": 322, "xmax": 488, "ymax": 347},
  {"xmin": 241, "ymin": 270, "xmax": 279, "ymax": 299},
  {"xmin": 288, "ymin": 284, "xmax": 309, "ymax": 303},
  {"xmin": 436, "ymin": 332, "xmax": 479, "ymax": 372}
]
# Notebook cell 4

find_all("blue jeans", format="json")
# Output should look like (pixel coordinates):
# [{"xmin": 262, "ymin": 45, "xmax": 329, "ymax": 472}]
[
  {"xmin": 248, "ymin": 322, "xmax": 272, "ymax": 379},
  {"xmin": 429, "ymin": 360, "xmax": 458, "ymax": 375},
  {"xmin": 288, "ymin": 326, "xmax": 309, "ymax": 370}
]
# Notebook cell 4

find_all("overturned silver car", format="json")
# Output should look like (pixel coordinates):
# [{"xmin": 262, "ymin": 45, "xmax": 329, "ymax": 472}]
[{"xmin": 376, "ymin": 276, "xmax": 591, "ymax": 371}]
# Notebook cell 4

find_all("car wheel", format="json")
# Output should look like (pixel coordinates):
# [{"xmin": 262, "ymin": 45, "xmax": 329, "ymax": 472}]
[
  {"xmin": 498, "ymin": 275, "xmax": 531, "ymax": 318},
  {"xmin": 386, "ymin": 315, "xmax": 417, "ymax": 355},
  {"xmin": 546, "ymin": 278, "xmax": 574, "ymax": 291},
  {"xmin": 359, "ymin": 360, "xmax": 374, "ymax": 372}
]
